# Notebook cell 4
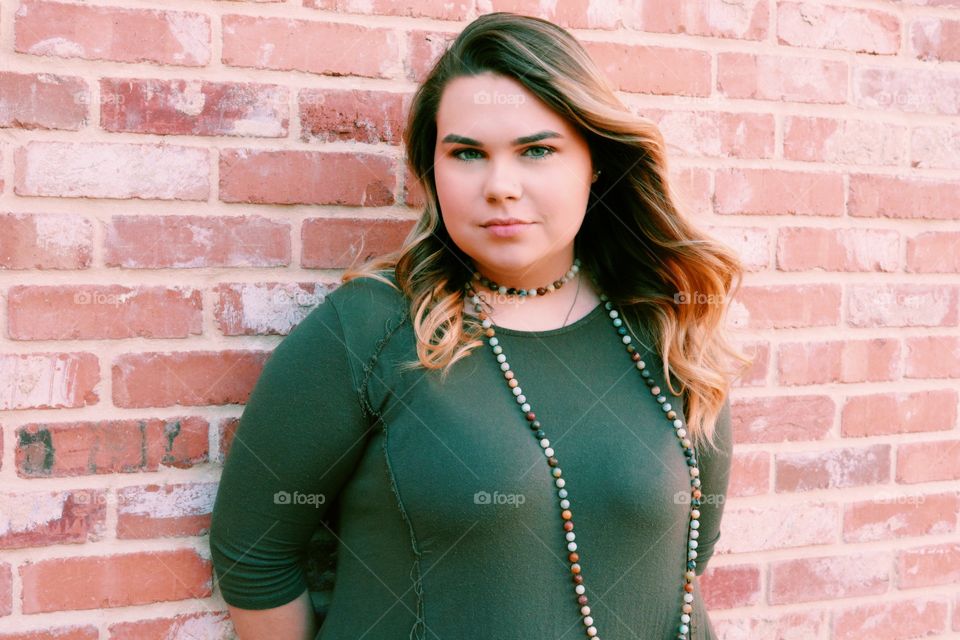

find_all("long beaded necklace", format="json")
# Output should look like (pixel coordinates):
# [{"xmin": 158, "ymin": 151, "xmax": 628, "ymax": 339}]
[{"xmin": 464, "ymin": 258, "xmax": 703, "ymax": 640}]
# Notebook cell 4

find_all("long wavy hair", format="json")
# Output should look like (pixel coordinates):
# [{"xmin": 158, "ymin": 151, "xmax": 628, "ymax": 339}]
[{"xmin": 341, "ymin": 12, "xmax": 752, "ymax": 452}]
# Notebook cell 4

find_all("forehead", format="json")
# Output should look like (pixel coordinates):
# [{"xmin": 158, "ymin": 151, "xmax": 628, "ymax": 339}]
[{"xmin": 435, "ymin": 73, "xmax": 575, "ymax": 139}]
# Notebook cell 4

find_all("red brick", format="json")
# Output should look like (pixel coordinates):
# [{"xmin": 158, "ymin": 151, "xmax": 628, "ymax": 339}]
[
  {"xmin": 15, "ymin": 1, "xmax": 210, "ymax": 66},
  {"xmin": 403, "ymin": 166, "xmax": 427, "ymax": 209},
  {"xmin": 215, "ymin": 282, "xmax": 333, "ymax": 336},
  {"xmin": 101, "ymin": 78, "xmax": 289, "ymax": 138},
  {"xmin": 0, "ymin": 628, "xmax": 98, "ymax": 640},
  {"xmin": 104, "ymin": 215, "xmax": 290, "ymax": 269},
  {"xmin": 717, "ymin": 502, "xmax": 837, "ymax": 553},
  {"xmin": 730, "ymin": 284, "xmax": 841, "ymax": 329},
  {"xmin": 847, "ymin": 284, "xmax": 958, "ymax": 327},
  {"xmin": 16, "ymin": 418, "xmax": 209, "ymax": 477},
  {"xmin": 406, "ymin": 30, "xmax": 458, "ymax": 83},
  {"xmin": 842, "ymin": 389, "xmax": 957, "ymax": 437},
  {"xmin": 299, "ymin": 89, "xmax": 406, "ymax": 144},
  {"xmin": 700, "ymin": 564, "xmax": 761, "ymax": 610},
  {"xmin": 729, "ymin": 340, "xmax": 768, "ymax": 387},
  {"xmin": 854, "ymin": 66, "xmax": 960, "ymax": 115},
  {"xmin": 775, "ymin": 444, "xmax": 890, "ymax": 492},
  {"xmin": 645, "ymin": 110, "xmax": 774, "ymax": 159},
  {"xmin": 834, "ymin": 597, "xmax": 947, "ymax": 639},
  {"xmin": 8, "ymin": 285, "xmax": 202, "ymax": 340},
  {"xmin": 667, "ymin": 166, "xmax": 712, "ymax": 217},
  {"xmin": 907, "ymin": 231, "xmax": 960, "ymax": 272},
  {"xmin": 218, "ymin": 417, "xmax": 239, "ymax": 461},
  {"xmin": 15, "ymin": 141, "xmax": 209, "ymax": 200},
  {"xmin": 0, "ymin": 71, "xmax": 88, "ymax": 130},
  {"xmin": 0, "ymin": 353, "xmax": 99, "ymax": 411},
  {"xmin": 222, "ymin": 15, "xmax": 400, "ymax": 78},
  {"xmin": 784, "ymin": 115, "xmax": 906, "ymax": 165},
  {"xmin": 302, "ymin": 217, "xmax": 415, "ymax": 268},
  {"xmin": 704, "ymin": 227, "xmax": 769, "ymax": 272},
  {"xmin": 844, "ymin": 492, "xmax": 958, "ymax": 543},
  {"xmin": 219, "ymin": 150, "xmax": 395, "ymax": 206},
  {"xmin": 769, "ymin": 552, "xmax": 888, "ymax": 604},
  {"xmin": 718, "ymin": 52, "xmax": 847, "ymax": 103},
  {"xmin": 850, "ymin": 174, "xmax": 960, "ymax": 219},
  {"xmin": 911, "ymin": 126, "xmax": 960, "ymax": 170},
  {"xmin": 728, "ymin": 450, "xmax": 769, "ymax": 497},
  {"xmin": 897, "ymin": 440, "xmax": 960, "ymax": 484},
  {"xmin": 584, "ymin": 42, "xmax": 711, "ymax": 96},
  {"xmin": 731, "ymin": 395, "xmax": 834, "ymax": 444},
  {"xmin": 108, "ymin": 612, "xmax": 233, "ymax": 640},
  {"xmin": 778, "ymin": 3, "xmax": 900, "ymax": 54},
  {"xmin": 112, "ymin": 351, "xmax": 269, "ymax": 408},
  {"xmin": 777, "ymin": 227, "xmax": 898, "ymax": 272},
  {"xmin": 911, "ymin": 17, "xmax": 960, "ymax": 62},
  {"xmin": 905, "ymin": 336, "xmax": 960, "ymax": 378},
  {"xmin": 0, "ymin": 563, "xmax": 10, "ymax": 617},
  {"xmin": 0, "ymin": 213, "xmax": 92, "ymax": 269},
  {"xmin": 898, "ymin": 543, "xmax": 960, "ymax": 589},
  {"xmin": 778, "ymin": 339, "xmax": 899, "ymax": 386},
  {"xmin": 712, "ymin": 611, "xmax": 827, "ymax": 638},
  {"xmin": 117, "ymin": 482, "xmax": 218, "ymax": 539},
  {"xmin": 305, "ymin": 0, "xmax": 469, "ymax": 21},
  {"xmin": 20, "ymin": 549, "xmax": 211, "ymax": 613},
  {"xmin": 955, "ymin": 592, "xmax": 960, "ymax": 631},
  {"xmin": 715, "ymin": 168, "xmax": 844, "ymax": 216},
  {"xmin": 0, "ymin": 489, "xmax": 106, "ymax": 549},
  {"xmin": 623, "ymin": 0, "xmax": 768, "ymax": 39}
]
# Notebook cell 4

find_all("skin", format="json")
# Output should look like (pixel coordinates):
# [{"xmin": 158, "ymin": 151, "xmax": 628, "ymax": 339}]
[{"xmin": 432, "ymin": 72, "xmax": 602, "ymax": 330}]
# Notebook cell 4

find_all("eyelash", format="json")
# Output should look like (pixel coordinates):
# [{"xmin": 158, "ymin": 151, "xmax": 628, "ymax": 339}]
[{"xmin": 451, "ymin": 145, "xmax": 556, "ymax": 161}]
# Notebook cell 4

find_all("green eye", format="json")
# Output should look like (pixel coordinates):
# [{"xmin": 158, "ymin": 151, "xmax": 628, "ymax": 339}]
[{"xmin": 451, "ymin": 146, "xmax": 555, "ymax": 161}]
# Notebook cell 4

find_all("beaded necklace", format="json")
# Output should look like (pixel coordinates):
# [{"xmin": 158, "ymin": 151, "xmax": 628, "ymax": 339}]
[{"xmin": 465, "ymin": 258, "xmax": 703, "ymax": 640}]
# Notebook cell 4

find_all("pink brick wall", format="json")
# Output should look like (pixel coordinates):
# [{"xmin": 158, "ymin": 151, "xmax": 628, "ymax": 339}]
[{"xmin": 0, "ymin": 0, "xmax": 958, "ymax": 638}]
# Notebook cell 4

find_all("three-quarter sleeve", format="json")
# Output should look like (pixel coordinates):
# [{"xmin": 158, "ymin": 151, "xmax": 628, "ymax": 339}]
[
  {"xmin": 691, "ymin": 397, "xmax": 733, "ymax": 576},
  {"xmin": 208, "ymin": 296, "xmax": 371, "ymax": 610}
]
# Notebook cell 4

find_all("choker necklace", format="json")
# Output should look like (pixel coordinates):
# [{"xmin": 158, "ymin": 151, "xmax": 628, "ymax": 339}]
[
  {"xmin": 472, "ymin": 258, "xmax": 581, "ymax": 297},
  {"xmin": 462, "ymin": 269, "xmax": 703, "ymax": 640}
]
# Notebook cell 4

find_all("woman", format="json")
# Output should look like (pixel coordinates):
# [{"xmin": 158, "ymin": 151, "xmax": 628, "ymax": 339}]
[{"xmin": 209, "ymin": 12, "xmax": 751, "ymax": 640}]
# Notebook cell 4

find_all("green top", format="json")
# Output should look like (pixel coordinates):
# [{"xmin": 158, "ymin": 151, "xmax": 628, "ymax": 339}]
[{"xmin": 209, "ymin": 273, "xmax": 732, "ymax": 639}]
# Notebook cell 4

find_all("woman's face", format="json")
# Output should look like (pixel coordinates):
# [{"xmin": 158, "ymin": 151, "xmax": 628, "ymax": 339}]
[{"xmin": 432, "ymin": 72, "xmax": 595, "ymax": 288}]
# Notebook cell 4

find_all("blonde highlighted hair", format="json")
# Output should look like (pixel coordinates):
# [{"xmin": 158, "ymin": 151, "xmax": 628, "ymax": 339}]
[{"xmin": 342, "ymin": 12, "xmax": 752, "ymax": 453}]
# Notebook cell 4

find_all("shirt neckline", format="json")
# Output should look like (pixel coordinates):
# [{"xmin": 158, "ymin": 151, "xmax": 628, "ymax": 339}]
[{"xmin": 489, "ymin": 302, "xmax": 606, "ymax": 338}]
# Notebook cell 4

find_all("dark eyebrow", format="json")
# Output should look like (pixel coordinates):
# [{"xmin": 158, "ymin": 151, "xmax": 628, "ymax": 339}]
[{"xmin": 440, "ymin": 130, "xmax": 563, "ymax": 146}]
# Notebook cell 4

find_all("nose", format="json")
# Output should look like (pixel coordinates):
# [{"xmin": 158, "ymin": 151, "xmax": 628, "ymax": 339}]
[{"xmin": 482, "ymin": 159, "xmax": 522, "ymax": 203}]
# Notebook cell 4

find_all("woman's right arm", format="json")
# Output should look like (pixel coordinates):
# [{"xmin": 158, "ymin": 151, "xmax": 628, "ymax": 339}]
[{"xmin": 209, "ymin": 292, "xmax": 372, "ymax": 638}]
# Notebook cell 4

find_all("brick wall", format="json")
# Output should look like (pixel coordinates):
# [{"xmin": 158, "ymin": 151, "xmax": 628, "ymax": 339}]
[{"xmin": 1, "ymin": 1, "xmax": 958, "ymax": 638}]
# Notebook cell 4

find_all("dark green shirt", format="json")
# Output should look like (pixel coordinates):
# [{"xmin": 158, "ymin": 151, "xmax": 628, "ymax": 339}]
[{"xmin": 209, "ymin": 274, "xmax": 732, "ymax": 639}]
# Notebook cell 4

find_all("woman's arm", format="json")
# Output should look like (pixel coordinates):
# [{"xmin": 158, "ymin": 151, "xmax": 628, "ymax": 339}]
[
  {"xmin": 227, "ymin": 589, "xmax": 318, "ymax": 640},
  {"xmin": 209, "ymin": 292, "xmax": 372, "ymax": 626}
]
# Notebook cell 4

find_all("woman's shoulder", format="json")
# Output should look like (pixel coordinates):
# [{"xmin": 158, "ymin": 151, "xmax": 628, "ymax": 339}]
[
  {"xmin": 325, "ymin": 270, "xmax": 408, "ymax": 319},
  {"xmin": 298, "ymin": 270, "xmax": 411, "ymax": 355}
]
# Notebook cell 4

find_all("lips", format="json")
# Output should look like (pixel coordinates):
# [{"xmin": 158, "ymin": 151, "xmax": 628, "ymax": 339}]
[{"xmin": 481, "ymin": 218, "xmax": 531, "ymax": 227}]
